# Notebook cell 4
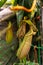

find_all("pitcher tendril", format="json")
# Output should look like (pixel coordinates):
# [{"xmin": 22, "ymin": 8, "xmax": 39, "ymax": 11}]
[{"xmin": 10, "ymin": 0, "xmax": 37, "ymax": 12}]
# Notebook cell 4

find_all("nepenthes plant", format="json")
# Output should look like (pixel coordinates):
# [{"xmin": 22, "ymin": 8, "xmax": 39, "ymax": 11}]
[{"xmin": 0, "ymin": 0, "xmax": 42, "ymax": 65}]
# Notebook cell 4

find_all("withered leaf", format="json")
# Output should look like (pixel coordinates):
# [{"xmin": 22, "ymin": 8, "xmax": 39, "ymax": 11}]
[{"xmin": 17, "ymin": 22, "xmax": 26, "ymax": 38}]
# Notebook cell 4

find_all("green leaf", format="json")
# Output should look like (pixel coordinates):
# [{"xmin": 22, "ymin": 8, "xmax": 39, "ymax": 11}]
[
  {"xmin": 13, "ymin": 0, "xmax": 18, "ymax": 5},
  {"xmin": 0, "ymin": 0, "xmax": 7, "ymax": 7},
  {"xmin": 16, "ymin": 0, "xmax": 24, "ymax": 26},
  {"xmin": 16, "ymin": 11, "xmax": 24, "ymax": 27},
  {"xmin": 13, "ymin": 61, "xmax": 39, "ymax": 65}
]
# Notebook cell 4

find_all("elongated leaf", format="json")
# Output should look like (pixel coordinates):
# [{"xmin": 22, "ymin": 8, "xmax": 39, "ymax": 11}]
[
  {"xmin": 16, "ymin": 10, "xmax": 24, "ymax": 26},
  {"xmin": 16, "ymin": 0, "xmax": 24, "ymax": 26},
  {"xmin": 0, "ymin": 0, "xmax": 7, "ymax": 7}
]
